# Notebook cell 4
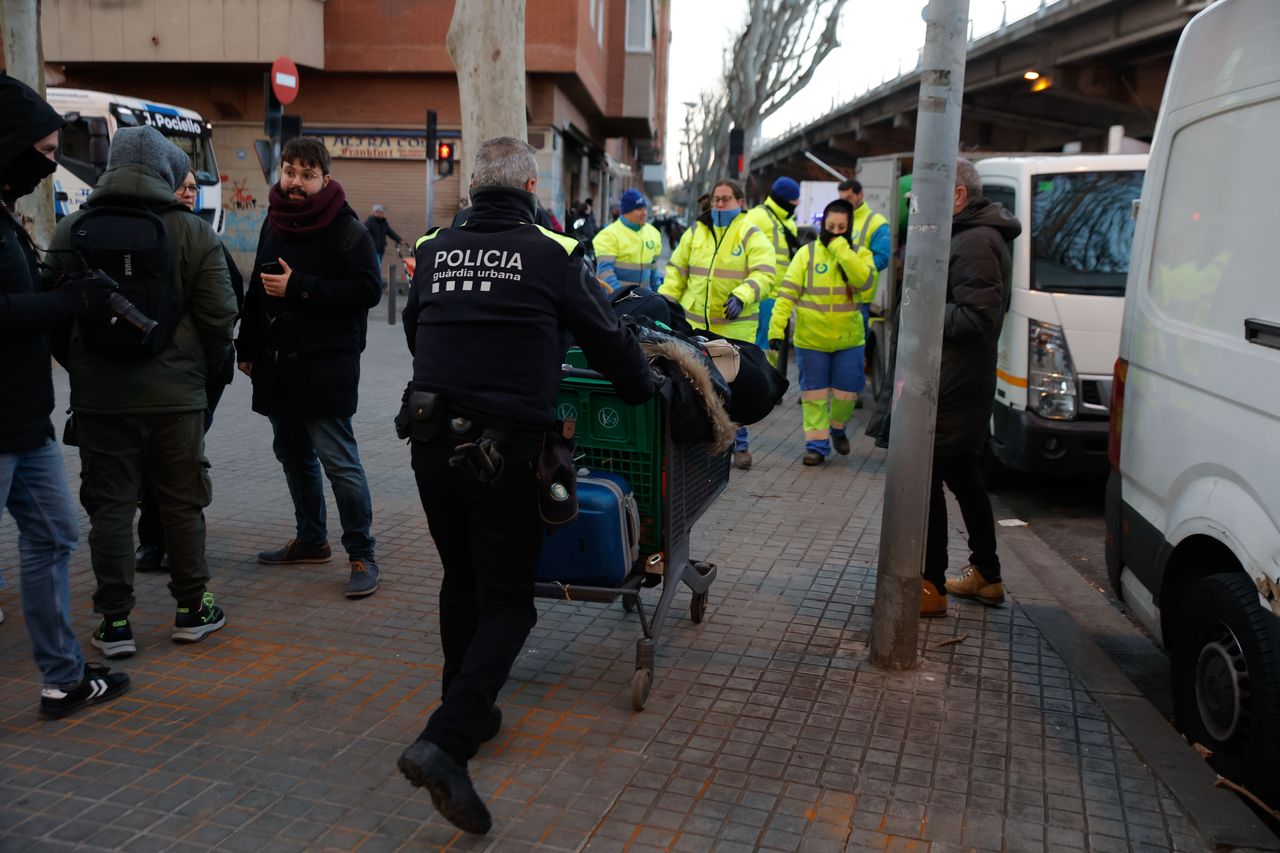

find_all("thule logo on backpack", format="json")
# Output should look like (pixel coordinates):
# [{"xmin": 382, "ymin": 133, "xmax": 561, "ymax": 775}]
[{"xmin": 123, "ymin": 253, "xmax": 133, "ymax": 278}]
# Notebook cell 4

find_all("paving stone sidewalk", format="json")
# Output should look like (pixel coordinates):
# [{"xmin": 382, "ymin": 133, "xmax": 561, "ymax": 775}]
[{"xmin": 0, "ymin": 316, "xmax": 1210, "ymax": 852}]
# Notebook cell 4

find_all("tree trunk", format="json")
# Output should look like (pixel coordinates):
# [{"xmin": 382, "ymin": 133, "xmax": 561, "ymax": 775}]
[
  {"xmin": 2, "ymin": 0, "xmax": 54, "ymax": 247},
  {"xmin": 447, "ymin": 0, "xmax": 528, "ymax": 196}
]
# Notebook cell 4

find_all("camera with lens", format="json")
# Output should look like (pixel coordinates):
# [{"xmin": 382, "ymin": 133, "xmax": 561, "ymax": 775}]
[{"xmin": 72, "ymin": 269, "xmax": 160, "ymax": 346}]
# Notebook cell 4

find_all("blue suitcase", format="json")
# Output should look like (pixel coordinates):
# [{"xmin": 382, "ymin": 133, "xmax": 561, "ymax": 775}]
[{"xmin": 537, "ymin": 470, "xmax": 640, "ymax": 587}]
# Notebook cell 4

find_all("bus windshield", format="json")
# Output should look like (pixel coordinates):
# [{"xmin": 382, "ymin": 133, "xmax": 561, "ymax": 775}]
[
  {"xmin": 1030, "ymin": 170, "xmax": 1144, "ymax": 296},
  {"xmin": 111, "ymin": 103, "xmax": 219, "ymax": 185}
]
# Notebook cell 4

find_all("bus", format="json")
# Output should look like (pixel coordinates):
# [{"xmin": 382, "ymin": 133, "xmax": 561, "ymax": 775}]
[{"xmin": 46, "ymin": 88, "xmax": 222, "ymax": 232}]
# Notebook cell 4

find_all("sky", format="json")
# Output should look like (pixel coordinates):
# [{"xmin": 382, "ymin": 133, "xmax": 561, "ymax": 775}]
[{"xmin": 665, "ymin": 0, "xmax": 1063, "ymax": 182}]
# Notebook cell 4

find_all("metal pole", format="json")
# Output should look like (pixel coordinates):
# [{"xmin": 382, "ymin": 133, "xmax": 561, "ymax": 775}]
[
  {"xmin": 387, "ymin": 260, "xmax": 399, "ymax": 326},
  {"xmin": 426, "ymin": 159, "xmax": 436, "ymax": 230},
  {"xmin": 802, "ymin": 150, "xmax": 847, "ymax": 180},
  {"xmin": 3, "ymin": 0, "xmax": 55, "ymax": 248},
  {"xmin": 869, "ymin": 0, "xmax": 971, "ymax": 670}
]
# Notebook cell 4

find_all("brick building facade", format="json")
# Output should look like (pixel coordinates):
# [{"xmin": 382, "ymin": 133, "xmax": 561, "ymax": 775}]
[{"xmin": 31, "ymin": 0, "xmax": 669, "ymax": 271}]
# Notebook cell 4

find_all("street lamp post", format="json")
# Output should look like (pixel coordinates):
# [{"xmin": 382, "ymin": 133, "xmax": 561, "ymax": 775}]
[{"xmin": 682, "ymin": 101, "xmax": 697, "ymax": 222}]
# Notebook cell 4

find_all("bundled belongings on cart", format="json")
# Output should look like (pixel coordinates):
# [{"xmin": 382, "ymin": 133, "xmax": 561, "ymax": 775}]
[{"xmin": 608, "ymin": 287, "xmax": 789, "ymax": 422}]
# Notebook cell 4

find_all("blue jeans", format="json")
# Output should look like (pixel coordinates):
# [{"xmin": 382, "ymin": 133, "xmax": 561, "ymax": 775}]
[
  {"xmin": 0, "ymin": 438, "xmax": 85, "ymax": 691},
  {"xmin": 376, "ymin": 251, "xmax": 385, "ymax": 286},
  {"xmin": 269, "ymin": 415, "xmax": 375, "ymax": 561},
  {"xmin": 734, "ymin": 427, "xmax": 749, "ymax": 453}
]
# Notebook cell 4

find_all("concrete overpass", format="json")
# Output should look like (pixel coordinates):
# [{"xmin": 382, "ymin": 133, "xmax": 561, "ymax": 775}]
[{"xmin": 749, "ymin": 0, "xmax": 1210, "ymax": 184}]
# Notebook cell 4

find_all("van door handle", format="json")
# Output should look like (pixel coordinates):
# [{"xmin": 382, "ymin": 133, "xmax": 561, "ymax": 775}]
[{"xmin": 1244, "ymin": 318, "xmax": 1280, "ymax": 351}]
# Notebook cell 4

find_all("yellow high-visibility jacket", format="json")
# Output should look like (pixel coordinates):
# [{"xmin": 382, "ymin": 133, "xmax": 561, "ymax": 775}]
[
  {"xmin": 769, "ymin": 236, "xmax": 876, "ymax": 352},
  {"xmin": 660, "ymin": 212, "xmax": 776, "ymax": 340},
  {"xmin": 743, "ymin": 196, "xmax": 798, "ymax": 299},
  {"xmin": 850, "ymin": 201, "xmax": 890, "ymax": 305},
  {"xmin": 592, "ymin": 219, "xmax": 663, "ymax": 290}
]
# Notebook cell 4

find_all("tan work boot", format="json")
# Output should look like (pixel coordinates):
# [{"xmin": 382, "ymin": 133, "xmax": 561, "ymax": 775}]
[
  {"xmin": 920, "ymin": 580, "xmax": 948, "ymax": 618},
  {"xmin": 733, "ymin": 450, "xmax": 753, "ymax": 470},
  {"xmin": 945, "ymin": 566, "xmax": 1006, "ymax": 606}
]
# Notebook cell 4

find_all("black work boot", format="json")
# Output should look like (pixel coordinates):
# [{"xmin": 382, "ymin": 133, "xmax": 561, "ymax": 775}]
[{"xmin": 397, "ymin": 740, "xmax": 492, "ymax": 835}]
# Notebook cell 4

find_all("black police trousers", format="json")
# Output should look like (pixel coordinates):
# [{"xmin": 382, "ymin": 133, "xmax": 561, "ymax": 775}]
[{"xmin": 410, "ymin": 429, "xmax": 542, "ymax": 764}]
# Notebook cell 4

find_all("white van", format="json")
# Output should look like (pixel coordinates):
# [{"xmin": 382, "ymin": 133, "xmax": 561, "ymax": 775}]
[
  {"xmin": 978, "ymin": 154, "xmax": 1148, "ymax": 476},
  {"xmin": 45, "ymin": 88, "xmax": 222, "ymax": 232},
  {"xmin": 1106, "ymin": 0, "xmax": 1280, "ymax": 800}
]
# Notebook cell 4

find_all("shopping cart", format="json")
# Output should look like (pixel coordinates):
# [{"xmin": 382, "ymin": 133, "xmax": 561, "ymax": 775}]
[
  {"xmin": 537, "ymin": 355, "xmax": 731, "ymax": 710},
  {"xmin": 394, "ymin": 243, "xmax": 415, "ymax": 295}
]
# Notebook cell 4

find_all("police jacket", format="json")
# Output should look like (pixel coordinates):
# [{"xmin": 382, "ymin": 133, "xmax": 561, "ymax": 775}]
[{"xmin": 403, "ymin": 186, "xmax": 655, "ymax": 431}]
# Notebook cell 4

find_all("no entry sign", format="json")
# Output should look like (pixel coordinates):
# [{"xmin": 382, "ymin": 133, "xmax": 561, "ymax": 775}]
[{"xmin": 271, "ymin": 56, "xmax": 300, "ymax": 105}]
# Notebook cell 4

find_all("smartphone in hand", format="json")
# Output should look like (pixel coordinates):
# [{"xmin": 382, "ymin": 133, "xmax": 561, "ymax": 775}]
[{"xmin": 260, "ymin": 261, "xmax": 284, "ymax": 276}]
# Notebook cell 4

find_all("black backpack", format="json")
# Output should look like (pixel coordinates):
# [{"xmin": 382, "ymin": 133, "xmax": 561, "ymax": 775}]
[{"xmin": 71, "ymin": 202, "xmax": 177, "ymax": 358}]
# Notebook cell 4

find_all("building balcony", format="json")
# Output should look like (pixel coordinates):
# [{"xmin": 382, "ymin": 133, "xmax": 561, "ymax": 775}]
[{"xmin": 41, "ymin": 0, "xmax": 326, "ymax": 69}]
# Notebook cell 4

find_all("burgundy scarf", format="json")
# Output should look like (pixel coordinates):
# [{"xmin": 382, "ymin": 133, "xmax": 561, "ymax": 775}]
[{"xmin": 268, "ymin": 178, "xmax": 347, "ymax": 236}]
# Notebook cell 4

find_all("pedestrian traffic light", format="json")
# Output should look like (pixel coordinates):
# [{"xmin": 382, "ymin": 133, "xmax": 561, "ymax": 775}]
[
  {"xmin": 728, "ymin": 128, "xmax": 744, "ymax": 179},
  {"xmin": 436, "ymin": 141, "xmax": 455, "ymax": 177}
]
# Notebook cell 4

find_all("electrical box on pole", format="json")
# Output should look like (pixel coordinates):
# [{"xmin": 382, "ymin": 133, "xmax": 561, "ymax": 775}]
[{"xmin": 728, "ymin": 128, "xmax": 745, "ymax": 179}]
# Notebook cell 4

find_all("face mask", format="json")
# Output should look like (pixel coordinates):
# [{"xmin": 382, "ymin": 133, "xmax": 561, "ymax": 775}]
[
  {"xmin": 711, "ymin": 207, "xmax": 740, "ymax": 227},
  {"xmin": 3, "ymin": 146, "xmax": 57, "ymax": 205},
  {"xmin": 621, "ymin": 216, "xmax": 643, "ymax": 232}
]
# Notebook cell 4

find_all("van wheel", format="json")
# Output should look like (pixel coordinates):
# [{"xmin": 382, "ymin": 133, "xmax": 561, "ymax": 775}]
[{"xmin": 1171, "ymin": 572, "xmax": 1280, "ymax": 802}]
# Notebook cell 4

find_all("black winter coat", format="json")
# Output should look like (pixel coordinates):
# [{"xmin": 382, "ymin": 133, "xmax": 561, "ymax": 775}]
[
  {"xmin": 362, "ymin": 215, "xmax": 403, "ymax": 254},
  {"xmin": 236, "ymin": 204, "xmax": 382, "ymax": 418},
  {"xmin": 935, "ymin": 198, "xmax": 1022, "ymax": 458},
  {"xmin": 0, "ymin": 78, "xmax": 76, "ymax": 453}
]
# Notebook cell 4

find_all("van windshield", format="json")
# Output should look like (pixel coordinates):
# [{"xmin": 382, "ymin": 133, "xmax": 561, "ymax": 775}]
[
  {"xmin": 165, "ymin": 133, "xmax": 219, "ymax": 186},
  {"xmin": 1030, "ymin": 170, "xmax": 1144, "ymax": 296}
]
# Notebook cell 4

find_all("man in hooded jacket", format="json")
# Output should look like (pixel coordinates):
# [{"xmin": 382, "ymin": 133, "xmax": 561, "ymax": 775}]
[
  {"xmin": 0, "ymin": 73, "xmax": 131, "ymax": 719},
  {"xmin": 48, "ymin": 126, "xmax": 238, "ymax": 657},
  {"xmin": 920, "ymin": 159, "xmax": 1023, "ymax": 618}
]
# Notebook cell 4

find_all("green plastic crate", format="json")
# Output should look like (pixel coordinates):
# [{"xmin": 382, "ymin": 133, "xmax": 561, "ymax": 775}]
[{"xmin": 558, "ymin": 351, "xmax": 664, "ymax": 555}]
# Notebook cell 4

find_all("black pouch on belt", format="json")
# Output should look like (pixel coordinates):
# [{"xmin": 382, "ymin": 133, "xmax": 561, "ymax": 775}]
[
  {"xmin": 407, "ymin": 390, "xmax": 444, "ymax": 441},
  {"xmin": 537, "ymin": 418, "xmax": 578, "ymax": 528}
]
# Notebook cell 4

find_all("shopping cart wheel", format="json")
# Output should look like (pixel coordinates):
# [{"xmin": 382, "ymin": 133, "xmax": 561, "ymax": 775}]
[
  {"xmin": 622, "ymin": 595, "xmax": 636, "ymax": 613},
  {"xmin": 631, "ymin": 668, "xmax": 653, "ymax": 711},
  {"xmin": 690, "ymin": 592, "xmax": 708, "ymax": 624}
]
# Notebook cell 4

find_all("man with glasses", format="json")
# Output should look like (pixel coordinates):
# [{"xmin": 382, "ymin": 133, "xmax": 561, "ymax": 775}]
[
  {"xmin": 134, "ymin": 171, "xmax": 244, "ymax": 573},
  {"xmin": 235, "ymin": 137, "xmax": 384, "ymax": 599}
]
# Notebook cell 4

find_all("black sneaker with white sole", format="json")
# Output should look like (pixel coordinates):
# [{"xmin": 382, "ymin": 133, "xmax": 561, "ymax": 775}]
[
  {"xmin": 92, "ymin": 616, "xmax": 136, "ymax": 659},
  {"xmin": 40, "ymin": 663, "xmax": 130, "ymax": 720},
  {"xmin": 172, "ymin": 593, "xmax": 226, "ymax": 642}
]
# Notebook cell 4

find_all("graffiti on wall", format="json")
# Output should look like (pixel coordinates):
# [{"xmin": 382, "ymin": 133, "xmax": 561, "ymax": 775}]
[{"xmin": 221, "ymin": 176, "xmax": 266, "ymax": 255}]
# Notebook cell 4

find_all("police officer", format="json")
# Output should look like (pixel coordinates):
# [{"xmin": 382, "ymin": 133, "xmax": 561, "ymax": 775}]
[{"xmin": 396, "ymin": 137, "xmax": 655, "ymax": 835}]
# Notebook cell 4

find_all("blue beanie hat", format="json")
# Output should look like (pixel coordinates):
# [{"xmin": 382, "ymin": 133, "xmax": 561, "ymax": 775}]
[
  {"xmin": 619, "ymin": 188, "xmax": 647, "ymax": 214},
  {"xmin": 771, "ymin": 177, "xmax": 801, "ymax": 202}
]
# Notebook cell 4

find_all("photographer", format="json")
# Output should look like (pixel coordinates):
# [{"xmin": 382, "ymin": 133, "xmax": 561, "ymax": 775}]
[
  {"xmin": 0, "ymin": 73, "xmax": 129, "ymax": 718},
  {"xmin": 47, "ymin": 126, "xmax": 237, "ymax": 657}
]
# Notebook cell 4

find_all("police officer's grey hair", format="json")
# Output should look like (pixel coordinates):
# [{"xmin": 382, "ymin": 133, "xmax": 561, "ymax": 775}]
[
  {"xmin": 955, "ymin": 158, "xmax": 982, "ymax": 201},
  {"xmin": 472, "ymin": 137, "xmax": 538, "ymax": 189}
]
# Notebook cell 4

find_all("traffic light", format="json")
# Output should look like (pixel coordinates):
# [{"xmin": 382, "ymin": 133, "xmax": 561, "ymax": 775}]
[
  {"xmin": 728, "ymin": 128, "xmax": 744, "ymax": 178},
  {"xmin": 426, "ymin": 110, "xmax": 438, "ymax": 159},
  {"xmin": 436, "ymin": 140, "xmax": 455, "ymax": 177}
]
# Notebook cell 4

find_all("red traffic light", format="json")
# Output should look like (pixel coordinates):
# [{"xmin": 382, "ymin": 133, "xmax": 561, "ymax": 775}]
[{"xmin": 436, "ymin": 141, "xmax": 453, "ymax": 161}]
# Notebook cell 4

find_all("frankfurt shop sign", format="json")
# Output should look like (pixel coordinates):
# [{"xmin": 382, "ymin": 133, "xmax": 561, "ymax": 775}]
[{"xmin": 321, "ymin": 135, "xmax": 430, "ymax": 161}]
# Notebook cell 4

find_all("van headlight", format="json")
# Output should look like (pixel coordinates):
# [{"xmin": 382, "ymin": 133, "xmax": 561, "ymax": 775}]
[{"xmin": 1028, "ymin": 320, "xmax": 1077, "ymax": 420}]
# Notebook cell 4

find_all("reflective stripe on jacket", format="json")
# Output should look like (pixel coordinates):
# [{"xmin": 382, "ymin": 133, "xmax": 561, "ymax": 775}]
[
  {"xmin": 769, "ymin": 236, "xmax": 876, "ymax": 352},
  {"xmin": 592, "ymin": 219, "xmax": 663, "ymax": 290},
  {"xmin": 851, "ymin": 202, "xmax": 890, "ymax": 299},
  {"xmin": 744, "ymin": 197, "xmax": 797, "ymax": 299},
  {"xmin": 659, "ymin": 211, "xmax": 776, "ymax": 340}
]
